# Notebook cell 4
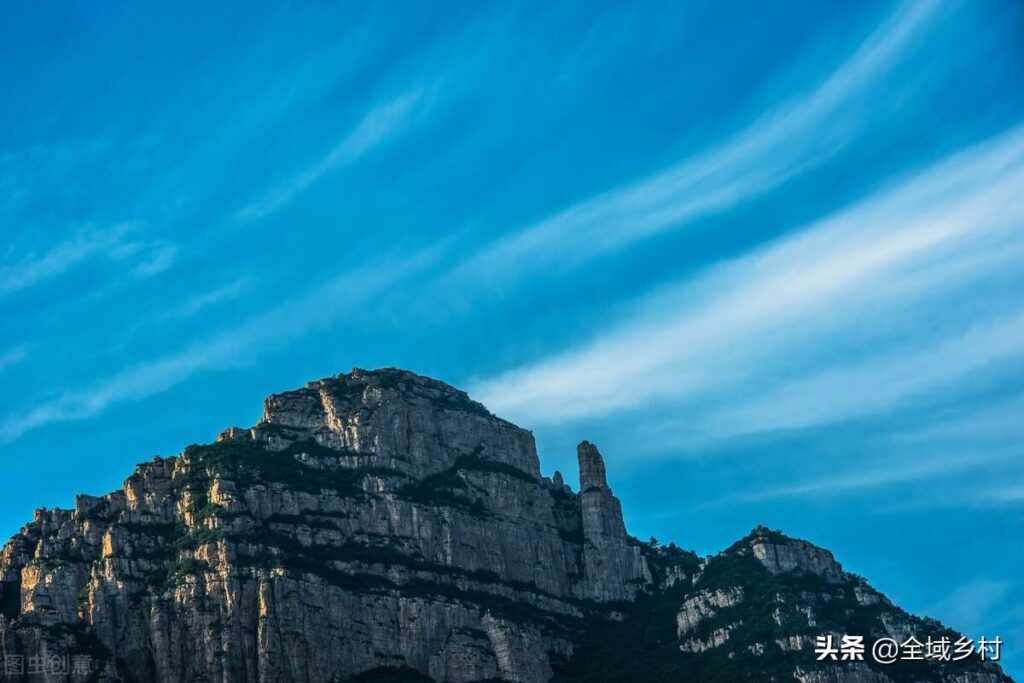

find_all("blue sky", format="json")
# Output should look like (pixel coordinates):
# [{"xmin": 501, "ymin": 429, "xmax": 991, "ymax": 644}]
[{"xmin": 2, "ymin": 0, "xmax": 1023, "ymax": 675}]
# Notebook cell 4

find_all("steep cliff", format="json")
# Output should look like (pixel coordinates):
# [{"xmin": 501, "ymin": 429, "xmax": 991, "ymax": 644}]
[
  {"xmin": 556, "ymin": 527, "xmax": 1010, "ymax": 682},
  {"xmin": 0, "ymin": 369, "xmax": 1012, "ymax": 682}
]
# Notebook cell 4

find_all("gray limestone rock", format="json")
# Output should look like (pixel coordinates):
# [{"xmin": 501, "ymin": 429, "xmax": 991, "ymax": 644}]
[{"xmin": 0, "ymin": 370, "xmax": 1013, "ymax": 683}]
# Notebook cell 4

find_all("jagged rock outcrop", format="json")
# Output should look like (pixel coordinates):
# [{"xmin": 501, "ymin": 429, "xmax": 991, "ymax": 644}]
[
  {"xmin": 575, "ymin": 442, "xmax": 650, "ymax": 603},
  {"xmin": 748, "ymin": 525, "xmax": 845, "ymax": 583},
  {"xmin": 0, "ymin": 369, "xmax": 1013, "ymax": 682},
  {"xmin": 676, "ymin": 587, "xmax": 744, "ymax": 636},
  {"xmin": 0, "ymin": 370, "xmax": 647, "ymax": 683},
  {"xmin": 556, "ymin": 527, "xmax": 1010, "ymax": 682},
  {"xmin": 256, "ymin": 369, "xmax": 541, "ymax": 482}
]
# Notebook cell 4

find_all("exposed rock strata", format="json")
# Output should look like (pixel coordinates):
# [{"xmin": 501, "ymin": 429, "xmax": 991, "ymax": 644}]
[
  {"xmin": 0, "ymin": 369, "xmax": 1013, "ymax": 683},
  {"xmin": 0, "ymin": 370, "xmax": 646, "ymax": 682}
]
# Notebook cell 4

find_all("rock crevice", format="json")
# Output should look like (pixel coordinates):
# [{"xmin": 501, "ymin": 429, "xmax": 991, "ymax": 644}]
[{"xmin": 0, "ymin": 369, "xmax": 1011, "ymax": 683}]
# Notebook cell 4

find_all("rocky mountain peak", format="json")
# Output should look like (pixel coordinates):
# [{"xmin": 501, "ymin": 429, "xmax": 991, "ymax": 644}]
[
  {"xmin": 252, "ymin": 367, "xmax": 542, "ymax": 481},
  {"xmin": 0, "ymin": 369, "xmax": 1012, "ymax": 683},
  {"xmin": 576, "ymin": 441, "xmax": 608, "ymax": 491},
  {"xmin": 740, "ymin": 526, "xmax": 846, "ymax": 584},
  {"xmin": 264, "ymin": 367, "xmax": 492, "ymax": 423}
]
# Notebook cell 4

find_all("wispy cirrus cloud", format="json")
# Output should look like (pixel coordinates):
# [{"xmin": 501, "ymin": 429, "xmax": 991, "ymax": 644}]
[
  {"xmin": 0, "ymin": 138, "xmax": 116, "ymax": 224},
  {"xmin": 992, "ymin": 487, "xmax": 1024, "ymax": 503},
  {"xmin": 236, "ymin": 89, "xmax": 427, "ymax": 223},
  {"xmin": 0, "ymin": 224, "xmax": 176, "ymax": 297},
  {"xmin": 454, "ymin": 0, "xmax": 948, "ymax": 282},
  {"xmin": 119, "ymin": 277, "xmax": 253, "ymax": 341},
  {"xmin": 129, "ymin": 241, "xmax": 177, "ymax": 278},
  {"xmin": 694, "ymin": 311, "xmax": 1024, "ymax": 439},
  {"xmin": 683, "ymin": 391, "xmax": 1024, "ymax": 510},
  {"xmin": 0, "ymin": 244, "xmax": 444, "ymax": 444},
  {"xmin": 472, "ymin": 124, "xmax": 1024, "ymax": 436},
  {"xmin": 154, "ymin": 277, "xmax": 251, "ymax": 322},
  {"xmin": 705, "ymin": 446, "xmax": 1021, "ymax": 506}
]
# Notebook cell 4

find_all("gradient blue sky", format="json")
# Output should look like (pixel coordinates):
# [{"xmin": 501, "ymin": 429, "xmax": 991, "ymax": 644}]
[{"xmin": 2, "ymin": 1, "xmax": 1023, "ymax": 676}]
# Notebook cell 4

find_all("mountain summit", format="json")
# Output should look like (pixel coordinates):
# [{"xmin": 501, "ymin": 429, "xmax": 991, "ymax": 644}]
[{"xmin": 0, "ymin": 369, "xmax": 1011, "ymax": 682}]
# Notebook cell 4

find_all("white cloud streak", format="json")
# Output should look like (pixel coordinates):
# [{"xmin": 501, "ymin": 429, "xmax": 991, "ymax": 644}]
[
  {"xmin": 992, "ymin": 487, "xmax": 1024, "ymax": 503},
  {"xmin": 698, "ymin": 311, "xmax": 1024, "ymax": 438},
  {"xmin": 129, "ymin": 241, "xmax": 177, "ymax": 278},
  {"xmin": 0, "ymin": 224, "xmax": 178, "ymax": 298},
  {"xmin": 473, "ymin": 124, "xmax": 1024, "ymax": 434},
  {"xmin": 455, "ymin": 1, "xmax": 946, "ymax": 280},
  {"xmin": 0, "ymin": 245, "xmax": 444, "ymax": 444},
  {"xmin": 1, "ymin": 225, "xmax": 127, "ymax": 297},
  {"xmin": 155, "ymin": 278, "xmax": 251, "ymax": 322},
  {"xmin": 708, "ymin": 448, "xmax": 1020, "ymax": 505},
  {"xmin": 236, "ymin": 89, "xmax": 425, "ymax": 222}
]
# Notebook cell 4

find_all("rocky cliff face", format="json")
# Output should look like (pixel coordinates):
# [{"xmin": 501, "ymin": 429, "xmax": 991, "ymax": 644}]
[
  {"xmin": 555, "ymin": 527, "xmax": 1010, "ymax": 683},
  {"xmin": 0, "ymin": 369, "xmax": 1012, "ymax": 682}
]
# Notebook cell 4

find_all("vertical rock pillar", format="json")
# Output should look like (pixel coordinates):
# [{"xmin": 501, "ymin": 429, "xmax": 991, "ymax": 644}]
[
  {"xmin": 575, "ymin": 441, "xmax": 650, "ymax": 601},
  {"xmin": 578, "ymin": 441, "xmax": 625, "ymax": 536}
]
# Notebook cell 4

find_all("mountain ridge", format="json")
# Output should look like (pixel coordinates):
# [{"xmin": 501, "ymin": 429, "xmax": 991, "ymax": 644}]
[{"xmin": 0, "ymin": 368, "xmax": 1011, "ymax": 682}]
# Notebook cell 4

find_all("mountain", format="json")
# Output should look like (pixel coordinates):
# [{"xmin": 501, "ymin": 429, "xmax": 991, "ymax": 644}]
[{"xmin": 0, "ymin": 368, "xmax": 1011, "ymax": 682}]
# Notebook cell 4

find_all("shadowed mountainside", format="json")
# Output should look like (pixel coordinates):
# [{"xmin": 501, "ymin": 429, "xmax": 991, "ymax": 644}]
[{"xmin": 0, "ymin": 369, "xmax": 1011, "ymax": 682}]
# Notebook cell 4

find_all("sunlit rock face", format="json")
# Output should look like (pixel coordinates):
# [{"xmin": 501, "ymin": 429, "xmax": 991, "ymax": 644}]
[
  {"xmin": 258, "ymin": 368, "xmax": 542, "ymax": 481},
  {"xmin": 747, "ymin": 527, "xmax": 845, "ymax": 583},
  {"xmin": 0, "ymin": 369, "xmax": 1012, "ymax": 682},
  {"xmin": 0, "ymin": 369, "xmax": 649, "ymax": 682}
]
